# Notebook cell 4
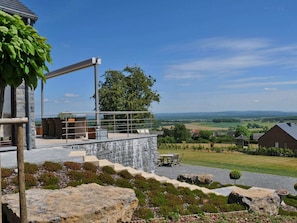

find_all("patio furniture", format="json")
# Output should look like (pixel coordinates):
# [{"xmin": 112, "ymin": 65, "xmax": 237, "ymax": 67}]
[
  {"xmin": 158, "ymin": 153, "xmax": 179, "ymax": 167},
  {"xmin": 41, "ymin": 118, "xmax": 49, "ymax": 137}
]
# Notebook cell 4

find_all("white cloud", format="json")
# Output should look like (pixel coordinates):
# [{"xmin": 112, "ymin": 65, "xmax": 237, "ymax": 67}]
[
  {"xmin": 264, "ymin": 87, "xmax": 277, "ymax": 91},
  {"xmin": 164, "ymin": 38, "xmax": 297, "ymax": 80},
  {"xmin": 64, "ymin": 93, "xmax": 79, "ymax": 98}
]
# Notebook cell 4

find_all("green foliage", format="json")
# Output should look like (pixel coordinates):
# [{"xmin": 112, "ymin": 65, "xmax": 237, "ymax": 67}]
[
  {"xmin": 134, "ymin": 189, "xmax": 146, "ymax": 206},
  {"xmin": 98, "ymin": 172, "xmax": 115, "ymax": 185},
  {"xmin": 235, "ymin": 125, "xmax": 251, "ymax": 138},
  {"xmin": 115, "ymin": 178, "xmax": 133, "ymax": 188},
  {"xmin": 43, "ymin": 185, "xmax": 60, "ymax": 190},
  {"xmin": 172, "ymin": 124, "xmax": 191, "ymax": 143},
  {"xmin": 134, "ymin": 178, "xmax": 149, "ymax": 191},
  {"xmin": 67, "ymin": 170, "xmax": 84, "ymax": 181},
  {"xmin": 284, "ymin": 194, "xmax": 297, "ymax": 208},
  {"xmin": 39, "ymin": 172, "xmax": 59, "ymax": 186},
  {"xmin": 279, "ymin": 208, "xmax": 297, "ymax": 216},
  {"xmin": 101, "ymin": 166, "xmax": 116, "ymax": 174},
  {"xmin": 187, "ymin": 204, "xmax": 203, "ymax": 214},
  {"xmin": 24, "ymin": 162, "xmax": 39, "ymax": 174},
  {"xmin": 1, "ymin": 168, "xmax": 13, "ymax": 177},
  {"xmin": 149, "ymin": 191, "xmax": 167, "ymax": 206},
  {"xmin": 25, "ymin": 174, "xmax": 37, "ymax": 188},
  {"xmin": 163, "ymin": 182, "xmax": 180, "ymax": 195},
  {"xmin": 64, "ymin": 161, "xmax": 81, "ymax": 170},
  {"xmin": 117, "ymin": 169, "xmax": 133, "ymax": 179},
  {"xmin": 229, "ymin": 170, "xmax": 242, "ymax": 184},
  {"xmin": 0, "ymin": 10, "xmax": 51, "ymax": 115},
  {"xmin": 133, "ymin": 207, "xmax": 154, "ymax": 220},
  {"xmin": 1, "ymin": 179, "xmax": 7, "ymax": 189},
  {"xmin": 99, "ymin": 66, "xmax": 160, "ymax": 112},
  {"xmin": 82, "ymin": 162, "xmax": 97, "ymax": 173},
  {"xmin": 42, "ymin": 161, "xmax": 63, "ymax": 172},
  {"xmin": 82, "ymin": 170, "xmax": 100, "ymax": 184},
  {"xmin": 147, "ymin": 178, "xmax": 161, "ymax": 191},
  {"xmin": 0, "ymin": 10, "xmax": 51, "ymax": 87}
]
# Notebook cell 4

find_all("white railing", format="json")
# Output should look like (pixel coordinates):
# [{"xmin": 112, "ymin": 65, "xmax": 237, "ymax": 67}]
[{"xmin": 37, "ymin": 111, "xmax": 154, "ymax": 141}]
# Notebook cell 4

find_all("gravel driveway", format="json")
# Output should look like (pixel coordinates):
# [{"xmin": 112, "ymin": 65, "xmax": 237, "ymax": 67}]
[{"xmin": 156, "ymin": 164, "xmax": 297, "ymax": 195}]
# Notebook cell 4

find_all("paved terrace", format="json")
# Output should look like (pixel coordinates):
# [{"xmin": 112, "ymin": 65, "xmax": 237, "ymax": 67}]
[{"xmin": 0, "ymin": 133, "xmax": 146, "ymax": 168}]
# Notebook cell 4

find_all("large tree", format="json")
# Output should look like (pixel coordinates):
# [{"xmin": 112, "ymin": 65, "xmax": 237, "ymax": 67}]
[
  {"xmin": 99, "ymin": 66, "xmax": 160, "ymax": 112},
  {"xmin": 0, "ymin": 10, "xmax": 51, "ymax": 117}
]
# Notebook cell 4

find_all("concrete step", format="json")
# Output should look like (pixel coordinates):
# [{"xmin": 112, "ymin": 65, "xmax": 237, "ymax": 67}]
[{"xmin": 83, "ymin": 155, "xmax": 99, "ymax": 165}]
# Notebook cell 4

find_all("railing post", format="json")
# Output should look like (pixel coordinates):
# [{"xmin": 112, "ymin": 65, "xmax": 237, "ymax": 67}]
[
  {"xmin": 0, "ymin": 118, "xmax": 28, "ymax": 223},
  {"xmin": 17, "ymin": 122, "xmax": 27, "ymax": 223}
]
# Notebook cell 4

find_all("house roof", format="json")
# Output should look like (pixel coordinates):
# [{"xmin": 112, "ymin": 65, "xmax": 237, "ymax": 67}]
[
  {"xmin": 0, "ymin": 0, "xmax": 37, "ymax": 24},
  {"xmin": 277, "ymin": 123, "xmax": 297, "ymax": 140}
]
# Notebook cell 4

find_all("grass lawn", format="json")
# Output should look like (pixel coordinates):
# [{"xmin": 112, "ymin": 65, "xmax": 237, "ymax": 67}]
[{"xmin": 158, "ymin": 147, "xmax": 297, "ymax": 178}]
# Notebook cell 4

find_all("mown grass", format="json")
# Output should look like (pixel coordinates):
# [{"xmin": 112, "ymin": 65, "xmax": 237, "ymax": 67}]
[{"xmin": 158, "ymin": 146, "xmax": 297, "ymax": 178}]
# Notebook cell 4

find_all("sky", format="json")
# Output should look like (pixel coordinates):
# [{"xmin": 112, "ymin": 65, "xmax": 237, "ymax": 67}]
[{"xmin": 21, "ymin": 0, "xmax": 297, "ymax": 115}]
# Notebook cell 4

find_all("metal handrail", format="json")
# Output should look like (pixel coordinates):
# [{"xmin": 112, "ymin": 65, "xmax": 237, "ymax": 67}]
[{"xmin": 37, "ymin": 111, "xmax": 153, "ymax": 142}]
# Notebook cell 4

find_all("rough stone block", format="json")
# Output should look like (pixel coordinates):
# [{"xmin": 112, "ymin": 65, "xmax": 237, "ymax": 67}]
[
  {"xmin": 177, "ymin": 173, "xmax": 214, "ymax": 185},
  {"xmin": 228, "ymin": 187, "xmax": 280, "ymax": 215},
  {"xmin": 2, "ymin": 183, "xmax": 138, "ymax": 223}
]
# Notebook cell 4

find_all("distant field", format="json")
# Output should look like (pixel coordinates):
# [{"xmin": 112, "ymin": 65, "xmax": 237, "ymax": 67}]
[
  {"xmin": 158, "ymin": 146, "xmax": 297, "ymax": 178},
  {"xmin": 182, "ymin": 121, "xmax": 277, "ymax": 131}
]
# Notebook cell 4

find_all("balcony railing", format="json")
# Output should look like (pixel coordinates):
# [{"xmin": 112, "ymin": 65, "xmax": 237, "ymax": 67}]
[{"xmin": 37, "ymin": 111, "xmax": 154, "ymax": 142}]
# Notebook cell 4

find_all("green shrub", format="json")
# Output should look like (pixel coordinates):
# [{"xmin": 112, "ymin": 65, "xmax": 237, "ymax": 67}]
[
  {"xmin": 229, "ymin": 170, "xmax": 242, "ymax": 184},
  {"xmin": 98, "ymin": 172, "xmax": 115, "ymax": 185},
  {"xmin": 42, "ymin": 161, "xmax": 62, "ymax": 172},
  {"xmin": 228, "ymin": 203, "xmax": 246, "ymax": 211},
  {"xmin": 82, "ymin": 162, "xmax": 97, "ymax": 173},
  {"xmin": 24, "ymin": 162, "xmax": 39, "ymax": 174},
  {"xmin": 134, "ymin": 178, "xmax": 149, "ymax": 191},
  {"xmin": 162, "ymin": 182, "xmax": 179, "ymax": 195},
  {"xmin": 147, "ymin": 178, "xmax": 161, "ymax": 191},
  {"xmin": 13, "ymin": 174, "xmax": 37, "ymax": 188},
  {"xmin": 117, "ymin": 170, "xmax": 133, "ymax": 179},
  {"xmin": 134, "ymin": 189, "xmax": 146, "ymax": 206},
  {"xmin": 182, "ymin": 194, "xmax": 199, "ymax": 205},
  {"xmin": 115, "ymin": 178, "xmax": 133, "ymax": 188},
  {"xmin": 166, "ymin": 193, "xmax": 183, "ymax": 208},
  {"xmin": 25, "ymin": 174, "xmax": 38, "ymax": 188},
  {"xmin": 284, "ymin": 194, "xmax": 297, "ymax": 208},
  {"xmin": 279, "ymin": 207, "xmax": 297, "ymax": 216},
  {"xmin": 1, "ymin": 179, "xmax": 8, "ymax": 189},
  {"xmin": 39, "ymin": 172, "xmax": 59, "ymax": 186},
  {"xmin": 158, "ymin": 206, "xmax": 175, "ymax": 218},
  {"xmin": 67, "ymin": 170, "xmax": 84, "ymax": 181},
  {"xmin": 101, "ymin": 166, "xmax": 116, "ymax": 174},
  {"xmin": 149, "ymin": 191, "xmax": 167, "ymax": 206},
  {"xmin": 187, "ymin": 204, "xmax": 203, "ymax": 214},
  {"xmin": 43, "ymin": 184, "xmax": 60, "ymax": 190},
  {"xmin": 1, "ymin": 168, "xmax": 13, "ymax": 178},
  {"xmin": 201, "ymin": 203, "xmax": 219, "ymax": 213},
  {"xmin": 134, "ymin": 174, "xmax": 146, "ymax": 181},
  {"xmin": 82, "ymin": 170, "xmax": 100, "ymax": 184},
  {"xmin": 64, "ymin": 161, "xmax": 81, "ymax": 170},
  {"xmin": 134, "ymin": 207, "xmax": 154, "ymax": 220},
  {"xmin": 67, "ymin": 181, "xmax": 83, "ymax": 187}
]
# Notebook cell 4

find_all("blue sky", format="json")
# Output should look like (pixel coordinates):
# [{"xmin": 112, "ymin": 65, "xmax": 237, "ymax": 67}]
[{"xmin": 22, "ymin": 0, "xmax": 297, "ymax": 115}]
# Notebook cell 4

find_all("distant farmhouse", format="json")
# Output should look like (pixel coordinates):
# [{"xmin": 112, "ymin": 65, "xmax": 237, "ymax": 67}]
[{"xmin": 258, "ymin": 123, "xmax": 297, "ymax": 155}]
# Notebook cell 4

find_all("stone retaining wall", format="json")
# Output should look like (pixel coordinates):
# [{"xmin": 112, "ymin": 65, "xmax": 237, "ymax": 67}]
[{"xmin": 74, "ymin": 135, "xmax": 158, "ymax": 173}]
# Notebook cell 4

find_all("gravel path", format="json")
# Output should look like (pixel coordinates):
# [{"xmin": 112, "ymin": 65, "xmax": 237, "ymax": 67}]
[{"xmin": 156, "ymin": 164, "xmax": 297, "ymax": 195}]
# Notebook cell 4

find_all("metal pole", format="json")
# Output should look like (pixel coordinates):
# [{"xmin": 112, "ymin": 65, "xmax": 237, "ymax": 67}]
[
  {"xmin": 25, "ymin": 85, "xmax": 32, "ymax": 150},
  {"xmin": 17, "ymin": 123, "xmax": 27, "ymax": 223},
  {"xmin": 94, "ymin": 64, "xmax": 100, "ymax": 128},
  {"xmin": 41, "ymin": 80, "xmax": 44, "ymax": 119}
]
